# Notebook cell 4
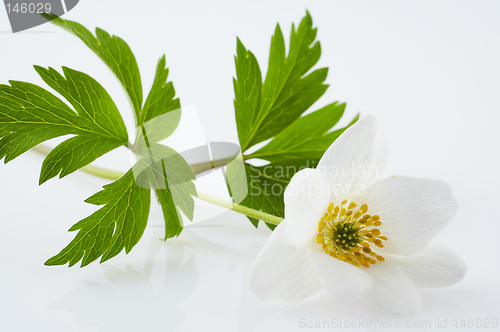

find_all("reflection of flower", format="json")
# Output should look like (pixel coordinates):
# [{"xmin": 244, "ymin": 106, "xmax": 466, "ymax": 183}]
[{"xmin": 250, "ymin": 116, "xmax": 467, "ymax": 315}]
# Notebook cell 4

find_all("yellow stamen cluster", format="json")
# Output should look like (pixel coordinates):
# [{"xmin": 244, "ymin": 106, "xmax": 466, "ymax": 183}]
[{"xmin": 316, "ymin": 200, "xmax": 388, "ymax": 268}]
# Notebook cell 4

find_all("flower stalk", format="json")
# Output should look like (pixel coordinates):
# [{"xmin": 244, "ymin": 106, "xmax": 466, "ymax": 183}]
[{"xmin": 196, "ymin": 192, "xmax": 282, "ymax": 225}]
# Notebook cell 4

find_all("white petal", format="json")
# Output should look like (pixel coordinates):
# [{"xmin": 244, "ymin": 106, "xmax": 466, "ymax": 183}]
[
  {"xmin": 390, "ymin": 242, "xmax": 467, "ymax": 289},
  {"xmin": 355, "ymin": 176, "xmax": 458, "ymax": 255},
  {"xmin": 250, "ymin": 222, "xmax": 323, "ymax": 302},
  {"xmin": 361, "ymin": 262, "xmax": 422, "ymax": 315},
  {"xmin": 284, "ymin": 168, "xmax": 333, "ymax": 247},
  {"xmin": 311, "ymin": 246, "xmax": 372, "ymax": 301},
  {"xmin": 317, "ymin": 115, "xmax": 389, "ymax": 199}
]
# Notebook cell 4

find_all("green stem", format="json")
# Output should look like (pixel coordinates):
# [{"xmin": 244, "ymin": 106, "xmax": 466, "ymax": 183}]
[
  {"xmin": 31, "ymin": 144, "xmax": 283, "ymax": 226},
  {"xmin": 196, "ymin": 192, "xmax": 283, "ymax": 226}
]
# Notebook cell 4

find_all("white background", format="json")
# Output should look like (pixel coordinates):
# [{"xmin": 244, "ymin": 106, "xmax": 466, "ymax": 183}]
[{"xmin": 1, "ymin": 1, "xmax": 499, "ymax": 331}]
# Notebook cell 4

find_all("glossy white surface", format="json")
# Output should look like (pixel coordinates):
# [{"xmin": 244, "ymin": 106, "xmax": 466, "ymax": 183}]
[{"xmin": 1, "ymin": 1, "xmax": 499, "ymax": 331}]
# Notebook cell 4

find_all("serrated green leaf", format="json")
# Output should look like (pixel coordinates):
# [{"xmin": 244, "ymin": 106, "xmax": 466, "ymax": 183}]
[
  {"xmin": 0, "ymin": 68, "xmax": 128, "ymax": 182},
  {"xmin": 33, "ymin": 66, "xmax": 128, "ymax": 183},
  {"xmin": 241, "ymin": 163, "xmax": 286, "ymax": 215},
  {"xmin": 132, "ymin": 143, "xmax": 197, "ymax": 238},
  {"xmin": 2, "ymin": 17, "xmax": 195, "ymax": 267},
  {"xmin": 232, "ymin": 12, "xmax": 359, "ymax": 229},
  {"xmin": 234, "ymin": 38, "xmax": 262, "ymax": 149},
  {"xmin": 46, "ymin": 143, "xmax": 197, "ymax": 267},
  {"xmin": 46, "ymin": 15, "xmax": 196, "ymax": 239},
  {"xmin": 156, "ymin": 186, "xmax": 183, "ymax": 239},
  {"xmin": 40, "ymin": 136, "xmax": 123, "ymax": 184},
  {"xmin": 130, "ymin": 54, "xmax": 190, "ymax": 239},
  {"xmin": 45, "ymin": 169, "xmax": 151, "ymax": 267},
  {"xmin": 0, "ymin": 80, "xmax": 87, "ymax": 162},
  {"xmin": 34, "ymin": 66, "xmax": 128, "ymax": 141},
  {"xmin": 141, "ymin": 55, "xmax": 181, "ymax": 125},
  {"xmin": 248, "ymin": 102, "xmax": 347, "ymax": 162},
  {"xmin": 46, "ymin": 15, "xmax": 143, "ymax": 125},
  {"xmin": 236, "ymin": 11, "xmax": 328, "ymax": 151}
]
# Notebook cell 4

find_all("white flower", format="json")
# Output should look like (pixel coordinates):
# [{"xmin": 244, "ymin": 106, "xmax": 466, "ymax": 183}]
[{"xmin": 250, "ymin": 116, "xmax": 467, "ymax": 315}]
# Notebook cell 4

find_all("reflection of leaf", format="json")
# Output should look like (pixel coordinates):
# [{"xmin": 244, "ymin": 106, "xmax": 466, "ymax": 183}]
[
  {"xmin": 232, "ymin": 12, "xmax": 358, "ymax": 229},
  {"xmin": 49, "ymin": 244, "xmax": 198, "ymax": 332}
]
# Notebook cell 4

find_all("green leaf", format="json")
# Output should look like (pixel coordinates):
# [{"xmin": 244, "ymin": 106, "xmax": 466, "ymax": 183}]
[
  {"xmin": 233, "ymin": 38, "xmax": 262, "ymax": 150},
  {"xmin": 146, "ymin": 161, "xmax": 189, "ymax": 239},
  {"xmin": 235, "ymin": 11, "xmax": 328, "ymax": 152},
  {"xmin": 34, "ymin": 66, "xmax": 128, "ymax": 141},
  {"xmin": 46, "ymin": 15, "xmax": 143, "ymax": 125},
  {"xmin": 45, "ymin": 169, "xmax": 151, "ymax": 267},
  {"xmin": 132, "ymin": 56, "xmax": 181, "ymax": 146},
  {"xmin": 45, "ymin": 143, "xmax": 196, "ymax": 267},
  {"xmin": 132, "ymin": 143, "xmax": 197, "ymax": 238},
  {"xmin": 46, "ymin": 15, "xmax": 196, "ymax": 239},
  {"xmin": 132, "ymin": 55, "xmax": 194, "ymax": 237},
  {"xmin": 141, "ymin": 55, "xmax": 181, "ymax": 125},
  {"xmin": 241, "ymin": 163, "xmax": 287, "ymax": 229},
  {"xmin": 128, "ymin": 53, "xmax": 188, "ymax": 238},
  {"xmin": 160, "ymin": 152, "xmax": 197, "ymax": 223},
  {"xmin": 232, "ymin": 12, "xmax": 359, "ymax": 229},
  {"xmin": 0, "ymin": 67, "xmax": 128, "ymax": 183},
  {"xmin": 247, "ymin": 102, "xmax": 349, "ymax": 162},
  {"xmin": 2, "ymin": 17, "xmax": 192, "ymax": 267},
  {"xmin": 40, "ymin": 136, "xmax": 123, "ymax": 184},
  {"xmin": 156, "ymin": 186, "xmax": 183, "ymax": 239}
]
